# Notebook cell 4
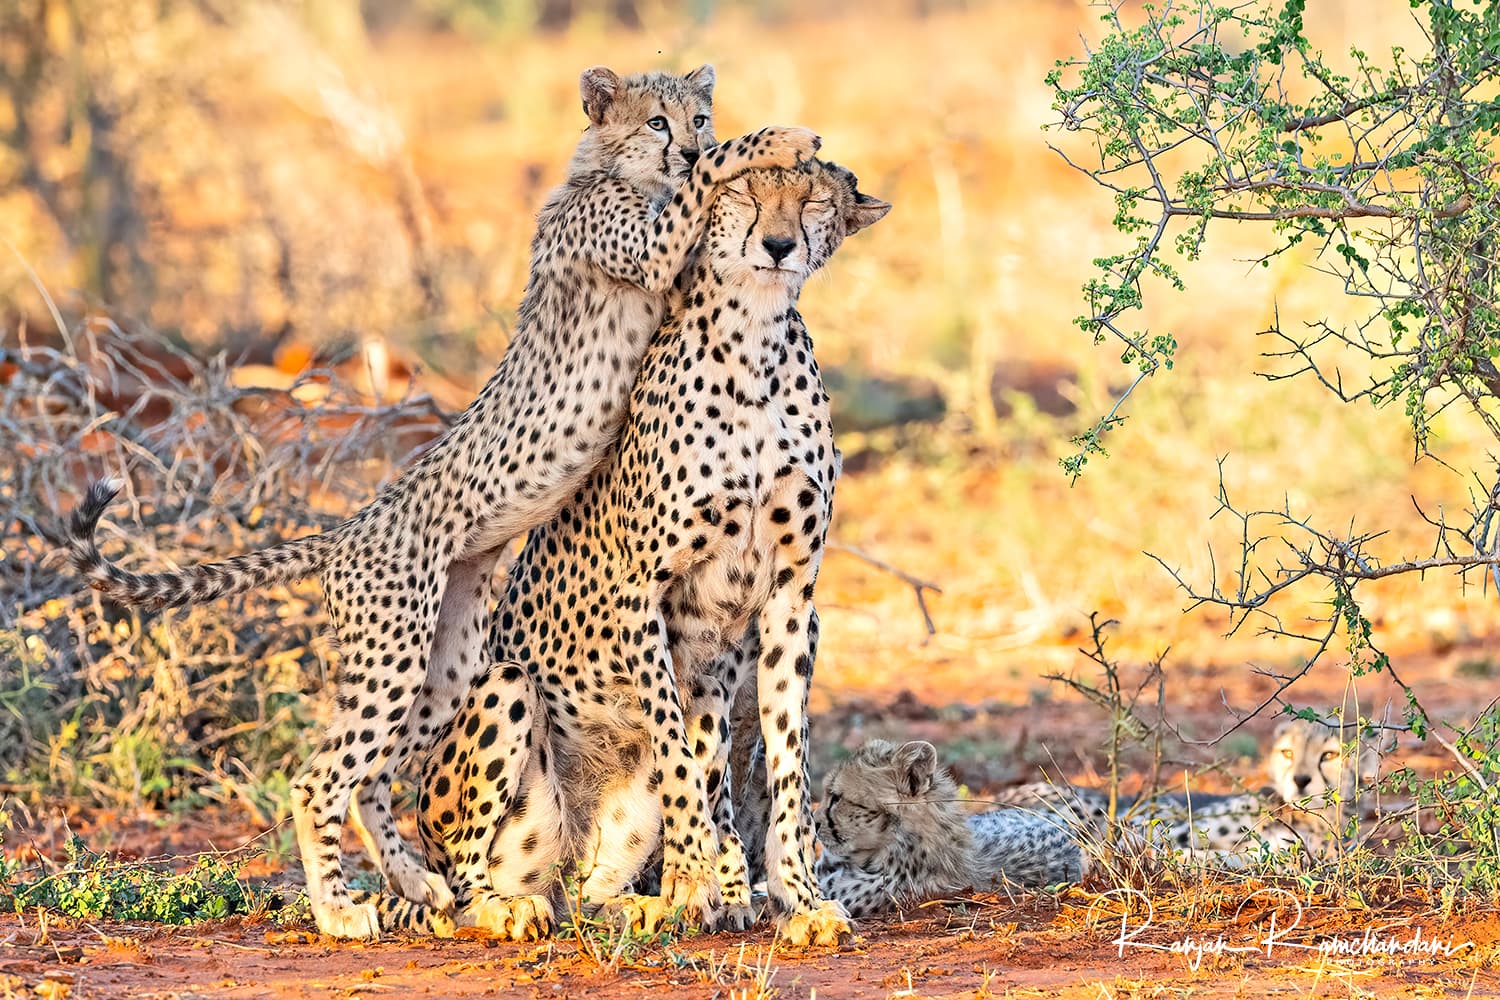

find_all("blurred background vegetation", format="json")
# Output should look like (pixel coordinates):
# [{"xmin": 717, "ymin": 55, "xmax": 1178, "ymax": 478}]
[{"xmin": 3, "ymin": 0, "xmax": 1497, "ymax": 815}]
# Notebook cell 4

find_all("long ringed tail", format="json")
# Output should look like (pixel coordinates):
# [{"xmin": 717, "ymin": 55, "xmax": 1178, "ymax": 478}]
[
  {"xmin": 349, "ymin": 890, "xmax": 456, "ymax": 938},
  {"xmin": 67, "ymin": 478, "xmax": 336, "ymax": 609}
]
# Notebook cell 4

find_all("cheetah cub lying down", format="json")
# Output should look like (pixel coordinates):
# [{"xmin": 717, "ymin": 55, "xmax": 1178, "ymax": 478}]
[
  {"xmin": 995, "ymin": 717, "xmax": 1382, "ymax": 862},
  {"xmin": 397, "ymin": 159, "xmax": 889, "ymax": 944},
  {"xmin": 814, "ymin": 740, "xmax": 1086, "ymax": 917},
  {"xmin": 64, "ymin": 64, "xmax": 818, "ymax": 939}
]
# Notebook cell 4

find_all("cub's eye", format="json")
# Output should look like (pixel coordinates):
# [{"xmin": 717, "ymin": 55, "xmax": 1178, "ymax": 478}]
[
  {"xmin": 1281, "ymin": 749, "xmax": 1294, "ymax": 759},
  {"xmin": 1321, "ymin": 751, "xmax": 1338, "ymax": 763},
  {"xmin": 693, "ymin": 115, "xmax": 709, "ymax": 129},
  {"xmin": 646, "ymin": 116, "xmax": 668, "ymax": 132}
]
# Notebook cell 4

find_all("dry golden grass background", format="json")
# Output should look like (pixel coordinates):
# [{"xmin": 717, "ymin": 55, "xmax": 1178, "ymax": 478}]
[{"xmin": 5, "ymin": 0, "xmax": 1497, "ymax": 722}]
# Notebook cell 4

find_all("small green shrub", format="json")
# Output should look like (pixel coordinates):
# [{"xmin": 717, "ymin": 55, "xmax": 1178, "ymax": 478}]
[{"xmin": 0, "ymin": 835, "xmax": 295, "ymax": 925}]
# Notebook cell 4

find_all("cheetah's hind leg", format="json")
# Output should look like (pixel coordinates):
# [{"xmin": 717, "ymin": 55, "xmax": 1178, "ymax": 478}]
[
  {"xmin": 348, "ymin": 770, "xmax": 456, "ymax": 913},
  {"xmin": 293, "ymin": 566, "xmax": 445, "ymax": 939},
  {"xmin": 420, "ymin": 659, "xmax": 567, "ymax": 938},
  {"xmin": 349, "ymin": 549, "xmax": 502, "ymax": 912}
]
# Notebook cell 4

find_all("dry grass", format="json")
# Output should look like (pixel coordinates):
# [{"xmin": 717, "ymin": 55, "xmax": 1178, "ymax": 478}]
[{"xmin": 0, "ymin": 320, "xmax": 447, "ymax": 810}]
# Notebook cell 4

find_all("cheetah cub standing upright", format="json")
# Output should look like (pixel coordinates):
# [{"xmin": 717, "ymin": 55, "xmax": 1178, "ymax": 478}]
[
  {"xmin": 64, "ymin": 64, "xmax": 818, "ymax": 938},
  {"xmin": 415, "ymin": 159, "xmax": 888, "ymax": 945},
  {"xmin": 815, "ymin": 740, "xmax": 1086, "ymax": 917}
]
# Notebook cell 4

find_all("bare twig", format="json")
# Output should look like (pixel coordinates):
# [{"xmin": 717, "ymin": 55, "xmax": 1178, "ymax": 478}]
[
  {"xmin": 826, "ymin": 540, "xmax": 942, "ymax": 635},
  {"xmin": 1162, "ymin": 191, "xmax": 1472, "ymax": 222}
]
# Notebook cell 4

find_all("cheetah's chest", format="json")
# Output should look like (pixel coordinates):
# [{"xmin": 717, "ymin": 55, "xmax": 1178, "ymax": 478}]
[{"xmin": 658, "ymin": 405, "xmax": 827, "ymax": 673}]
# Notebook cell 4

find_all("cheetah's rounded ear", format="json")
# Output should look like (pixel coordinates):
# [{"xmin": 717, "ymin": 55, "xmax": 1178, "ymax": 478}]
[
  {"xmin": 893, "ymin": 740, "xmax": 938, "ymax": 798},
  {"xmin": 685, "ymin": 64, "xmax": 716, "ymax": 99},
  {"xmin": 845, "ymin": 191, "xmax": 892, "ymax": 234},
  {"xmin": 580, "ymin": 66, "xmax": 622, "ymax": 126}
]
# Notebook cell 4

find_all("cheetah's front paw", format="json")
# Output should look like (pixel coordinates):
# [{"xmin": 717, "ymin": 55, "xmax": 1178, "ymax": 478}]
[
  {"xmin": 461, "ymin": 891, "xmax": 553, "ymax": 941},
  {"xmin": 314, "ymin": 898, "xmax": 383, "ymax": 940},
  {"xmin": 746, "ymin": 126, "xmax": 821, "ymax": 171},
  {"xmin": 718, "ymin": 902, "xmax": 755, "ymax": 932},
  {"xmin": 660, "ymin": 859, "xmax": 723, "ymax": 929},
  {"xmin": 777, "ymin": 899, "xmax": 854, "ymax": 948}
]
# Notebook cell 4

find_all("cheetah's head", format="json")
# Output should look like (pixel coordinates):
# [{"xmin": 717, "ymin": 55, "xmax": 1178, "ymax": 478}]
[
  {"xmin": 573, "ymin": 65, "xmax": 717, "ymax": 195},
  {"xmin": 1267, "ymin": 717, "xmax": 1380, "ymax": 811},
  {"xmin": 704, "ymin": 158, "xmax": 890, "ymax": 294},
  {"xmin": 817, "ymin": 739, "xmax": 955, "ymax": 863}
]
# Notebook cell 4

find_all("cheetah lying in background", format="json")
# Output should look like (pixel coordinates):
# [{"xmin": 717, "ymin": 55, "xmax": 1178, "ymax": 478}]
[
  {"xmin": 994, "ymin": 717, "xmax": 1383, "ymax": 863},
  {"xmin": 395, "ymin": 159, "xmax": 890, "ymax": 943},
  {"xmin": 793, "ymin": 718, "xmax": 1382, "ymax": 917},
  {"xmin": 64, "ymin": 63, "xmax": 818, "ymax": 939},
  {"xmin": 813, "ymin": 740, "xmax": 1086, "ymax": 917}
]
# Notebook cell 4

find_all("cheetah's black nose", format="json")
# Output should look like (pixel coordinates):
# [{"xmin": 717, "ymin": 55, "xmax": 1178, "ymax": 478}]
[
  {"xmin": 680, "ymin": 147, "xmax": 700, "ymax": 166},
  {"xmin": 1293, "ymin": 774, "xmax": 1312, "ymax": 792},
  {"xmin": 762, "ymin": 236, "xmax": 796, "ymax": 264}
]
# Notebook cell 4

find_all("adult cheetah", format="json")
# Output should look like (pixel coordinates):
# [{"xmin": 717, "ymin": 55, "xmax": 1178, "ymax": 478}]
[
  {"xmin": 411, "ymin": 159, "xmax": 889, "ymax": 944},
  {"xmin": 63, "ymin": 64, "xmax": 818, "ymax": 938}
]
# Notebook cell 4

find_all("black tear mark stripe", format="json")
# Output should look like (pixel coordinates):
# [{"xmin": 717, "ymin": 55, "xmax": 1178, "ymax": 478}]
[
  {"xmin": 739, "ymin": 197, "xmax": 761, "ymax": 260},
  {"xmin": 659, "ymin": 119, "xmax": 675, "ymax": 178}
]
